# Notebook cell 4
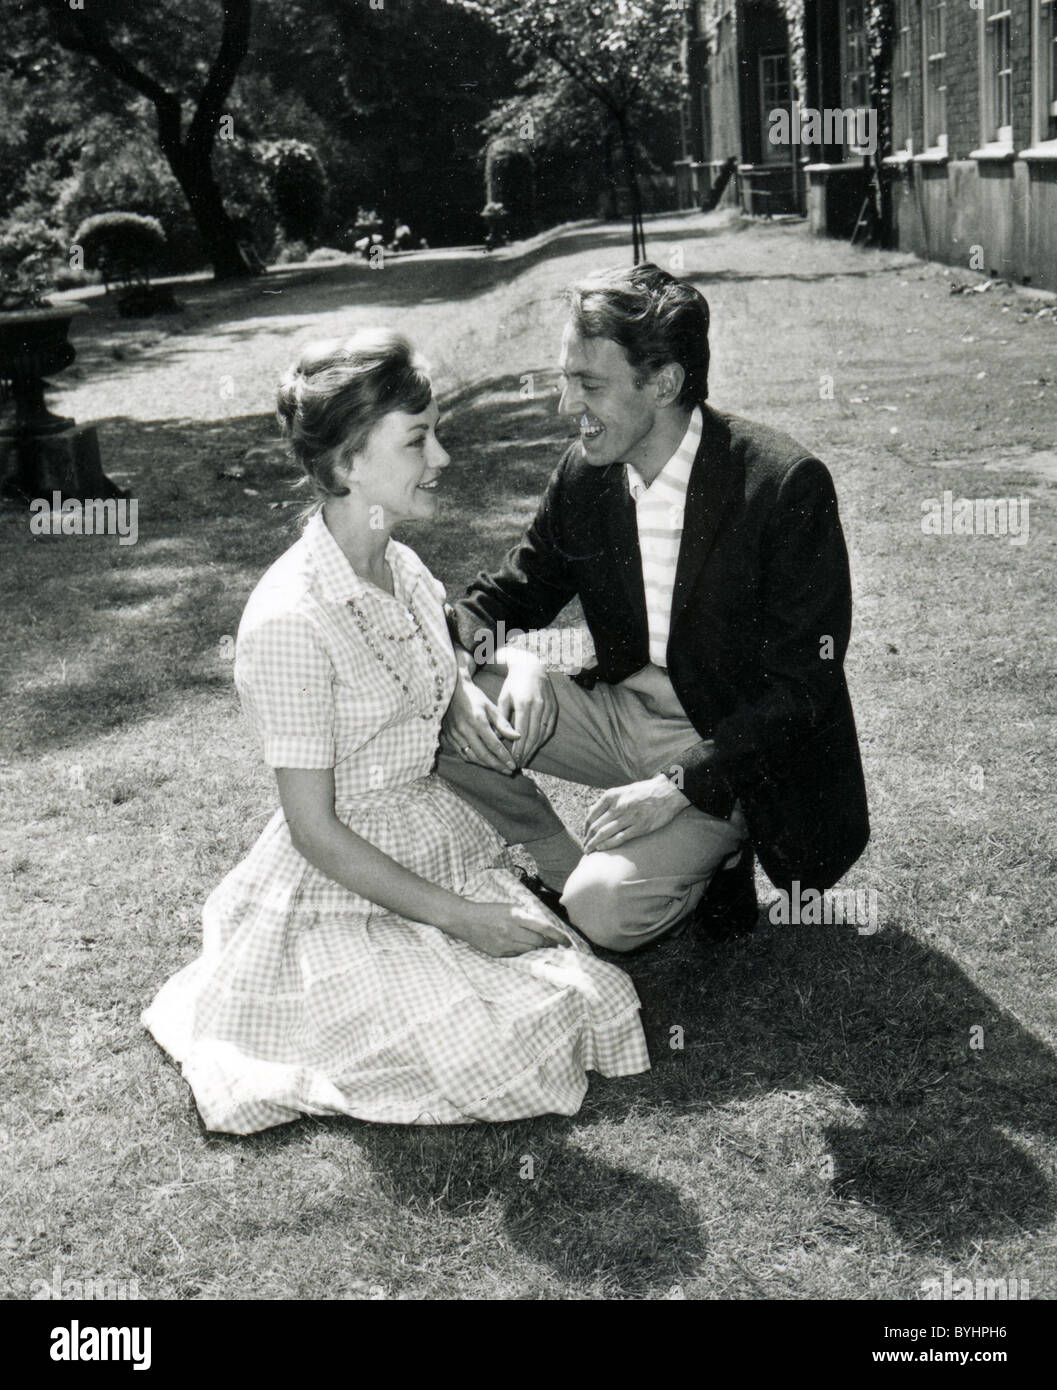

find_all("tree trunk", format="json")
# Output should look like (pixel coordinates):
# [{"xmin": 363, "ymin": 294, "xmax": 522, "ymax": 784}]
[
  {"xmin": 168, "ymin": 146, "xmax": 254, "ymax": 280},
  {"xmin": 616, "ymin": 115, "xmax": 647, "ymax": 264},
  {"xmin": 50, "ymin": 0, "xmax": 255, "ymax": 282},
  {"xmin": 601, "ymin": 127, "xmax": 620, "ymax": 221}
]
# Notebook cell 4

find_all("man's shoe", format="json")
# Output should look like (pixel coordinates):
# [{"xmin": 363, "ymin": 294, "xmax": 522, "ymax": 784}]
[
  {"xmin": 692, "ymin": 848, "xmax": 759, "ymax": 941},
  {"xmin": 515, "ymin": 869, "xmax": 573, "ymax": 927}
]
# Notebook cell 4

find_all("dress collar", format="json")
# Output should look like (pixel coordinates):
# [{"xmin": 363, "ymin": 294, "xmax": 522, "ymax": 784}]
[{"xmin": 303, "ymin": 508, "xmax": 404, "ymax": 605}]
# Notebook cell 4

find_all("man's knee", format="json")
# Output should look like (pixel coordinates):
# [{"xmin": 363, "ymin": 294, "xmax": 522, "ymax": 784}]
[{"xmin": 561, "ymin": 854, "xmax": 680, "ymax": 953}]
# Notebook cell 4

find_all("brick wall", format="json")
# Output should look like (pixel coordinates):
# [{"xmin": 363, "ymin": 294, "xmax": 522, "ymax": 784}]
[
  {"xmin": 1010, "ymin": 5, "xmax": 1035, "ymax": 147},
  {"xmin": 894, "ymin": 2, "xmax": 1036, "ymax": 158},
  {"xmin": 701, "ymin": 2, "xmax": 1043, "ymax": 166}
]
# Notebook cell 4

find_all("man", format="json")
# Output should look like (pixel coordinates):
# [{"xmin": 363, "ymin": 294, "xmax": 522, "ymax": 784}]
[{"xmin": 438, "ymin": 262, "xmax": 868, "ymax": 952}]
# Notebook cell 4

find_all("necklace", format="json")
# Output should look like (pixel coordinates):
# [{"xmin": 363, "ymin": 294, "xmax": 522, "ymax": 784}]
[{"xmin": 346, "ymin": 589, "xmax": 447, "ymax": 721}]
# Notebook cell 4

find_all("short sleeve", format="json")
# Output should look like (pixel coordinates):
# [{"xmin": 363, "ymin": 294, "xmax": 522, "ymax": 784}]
[{"xmin": 235, "ymin": 612, "xmax": 336, "ymax": 768}]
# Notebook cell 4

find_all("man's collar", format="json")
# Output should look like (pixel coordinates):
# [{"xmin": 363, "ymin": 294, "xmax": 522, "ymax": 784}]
[{"xmin": 626, "ymin": 405, "xmax": 703, "ymax": 500}]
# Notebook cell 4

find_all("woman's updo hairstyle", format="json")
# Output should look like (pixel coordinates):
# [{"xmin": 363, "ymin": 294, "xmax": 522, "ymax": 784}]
[{"xmin": 276, "ymin": 328, "xmax": 432, "ymax": 496}]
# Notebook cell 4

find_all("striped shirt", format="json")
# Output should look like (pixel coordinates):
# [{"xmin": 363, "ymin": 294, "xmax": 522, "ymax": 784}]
[{"xmin": 626, "ymin": 406, "xmax": 702, "ymax": 668}]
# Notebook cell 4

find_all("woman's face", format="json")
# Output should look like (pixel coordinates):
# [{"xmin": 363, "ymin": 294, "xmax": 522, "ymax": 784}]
[{"xmin": 345, "ymin": 397, "xmax": 450, "ymax": 527}]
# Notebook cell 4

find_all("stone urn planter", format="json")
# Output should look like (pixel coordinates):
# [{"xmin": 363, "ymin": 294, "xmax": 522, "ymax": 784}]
[
  {"xmin": 0, "ymin": 302, "xmax": 123, "ymax": 502},
  {"xmin": 0, "ymin": 303, "xmax": 85, "ymax": 433}
]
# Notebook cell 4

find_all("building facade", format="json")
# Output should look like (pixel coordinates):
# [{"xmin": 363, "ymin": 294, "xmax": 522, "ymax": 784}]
[
  {"xmin": 677, "ymin": 1, "xmax": 1057, "ymax": 292},
  {"xmin": 887, "ymin": 1, "xmax": 1057, "ymax": 291}
]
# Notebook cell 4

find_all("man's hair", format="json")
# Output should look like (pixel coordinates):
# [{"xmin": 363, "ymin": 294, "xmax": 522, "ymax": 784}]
[{"xmin": 564, "ymin": 262, "xmax": 710, "ymax": 408}]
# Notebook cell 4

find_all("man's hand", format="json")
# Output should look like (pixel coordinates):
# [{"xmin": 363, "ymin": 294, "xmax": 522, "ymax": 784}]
[
  {"xmin": 441, "ymin": 669, "xmax": 519, "ymax": 774},
  {"xmin": 495, "ymin": 656, "xmax": 557, "ymax": 767},
  {"xmin": 583, "ymin": 774, "xmax": 690, "ymax": 853}
]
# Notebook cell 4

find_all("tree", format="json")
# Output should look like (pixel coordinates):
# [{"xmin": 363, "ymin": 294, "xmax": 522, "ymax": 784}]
[
  {"xmin": 482, "ymin": 57, "xmax": 666, "ymax": 225},
  {"xmin": 446, "ymin": 0, "xmax": 688, "ymax": 262},
  {"xmin": 1, "ymin": 8, "xmax": 134, "ymax": 227},
  {"xmin": 257, "ymin": 139, "xmax": 328, "ymax": 245},
  {"xmin": 46, "ymin": 0, "xmax": 256, "ymax": 280},
  {"xmin": 250, "ymin": 0, "xmax": 522, "ymax": 247},
  {"xmin": 864, "ymin": 1, "xmax": 897, "ymax": 244}
]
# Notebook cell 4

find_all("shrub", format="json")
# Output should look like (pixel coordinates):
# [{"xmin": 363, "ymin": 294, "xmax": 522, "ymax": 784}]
[
  {"xmin": 272, "ymin": 238, "xmax": 308, "ymax": 265},
  {"xmin": 54, "ymin": 117, "xmax": 279, "ymax": 273},
  {"xmin": 390, "ymin": 219, "xmax": 415, "ymax": 253},
  {"xmin": 213, "ymin": 137, "xmax": 280, "ymax": 262},
  {"xmin": 116, "ymin": 283, "xmax": 180, "ymax": 318},
  {"xmin": 72, "ymin": 212, "xmax": 166, "ymax": 290},
  {"xmin": 0, "ymin": 216, "xmax": 64, "ymax": 277},
  {"xmin": 256, "ymin": 139, "xmax": 328, "ymax": 246},
  {"xmin": 54, "ymin": 119, "xmax": 196, "ymax": 267},
  {"xmin": 480, "ymin": 201, "xmax": 509, "ymax": 250},
  {"xmin": 353, "ymin": 208, "xmax": 384, "ymax": 239},
  {"xmin": 0, "ymin": 216, "xmax": 66, "ymax": 308},
  {"xmin": 349, "ymin": 209, "xmax": 385, "ymax": 262},
  {"xmin": 484, "ymin": 138, "xmax": 536, "ymax": 240},
  {"xmin": 51, "ymin": 265, "xmax": 93, "ymax": 291}
]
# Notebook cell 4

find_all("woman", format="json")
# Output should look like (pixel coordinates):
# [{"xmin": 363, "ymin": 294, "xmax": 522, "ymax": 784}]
[{"xmin": 142, "ymin": 330, "xmax": 650, "ymax": 1134}]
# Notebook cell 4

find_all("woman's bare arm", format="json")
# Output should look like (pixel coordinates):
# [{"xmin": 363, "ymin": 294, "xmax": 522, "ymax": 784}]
[{"xmin": 274, "ymin": 767, "xmax": 563, "ymax": 956}]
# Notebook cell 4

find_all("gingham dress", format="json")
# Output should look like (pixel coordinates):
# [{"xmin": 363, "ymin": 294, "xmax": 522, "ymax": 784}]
[{"xmin": 142, "ymin": 511, "xmax": 649, "ymax": 1134}]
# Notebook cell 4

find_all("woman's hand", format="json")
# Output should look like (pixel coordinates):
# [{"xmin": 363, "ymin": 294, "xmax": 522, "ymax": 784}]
[
  {"xmin": 440, "ymin": 670, "xmax": 519, "ymax": 774},
  {"xmin": 452, "ymin": 899, "xmax": 567, "ymax": 957},
  {"xmin": 495, "ymin": 655, "xmax": 557, "ymax": 767}
]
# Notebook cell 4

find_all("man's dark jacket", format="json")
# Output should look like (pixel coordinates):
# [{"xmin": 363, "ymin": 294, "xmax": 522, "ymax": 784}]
[{"xmin": 449, "ymin": 405, "xmax": 869, "ymax": 894}]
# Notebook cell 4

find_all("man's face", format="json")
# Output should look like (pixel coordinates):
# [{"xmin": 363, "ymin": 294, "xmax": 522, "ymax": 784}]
[{"xmin": 556, "ymin": 322, "xmax": 657, "ymax": 469}]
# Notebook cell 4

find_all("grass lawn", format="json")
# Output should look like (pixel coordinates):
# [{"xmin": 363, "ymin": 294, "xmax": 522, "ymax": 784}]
[{"xmin": 1, "ymin": 212, "xmax": 1055, "ymax": 1301}]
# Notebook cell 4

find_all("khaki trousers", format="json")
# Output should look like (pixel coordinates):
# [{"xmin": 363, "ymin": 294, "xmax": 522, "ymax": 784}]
[{"xmin": 438, "ymin": 664, "xmax": 747, "ymax": 952}]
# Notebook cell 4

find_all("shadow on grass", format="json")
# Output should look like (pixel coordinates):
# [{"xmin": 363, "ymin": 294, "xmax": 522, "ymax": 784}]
[
  {"xmin": 0, "ymin": 410, "xmax": 296, "ymax": 757},
  {"xmin": 619, "ymin": 921, "xmax": 1057, "ymax": 1256},
  {"xmin": 365, "ymin": 1128, "xmax": 701, "ymax": 1295},
  {"xmin": 338, "ymin": 922, "xmax": 1057, "ymax": 1286},
  {"xmin": 206, "ymin": 916, "xmax": 1057, "ymax": 1290},
  {"xmin": 62, "ymin": 227, "xmax": 630, "ymax": 391},
  {"xmin": 206, "ymin": 1113, "xmax": 700, "ymax": 1296}
]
